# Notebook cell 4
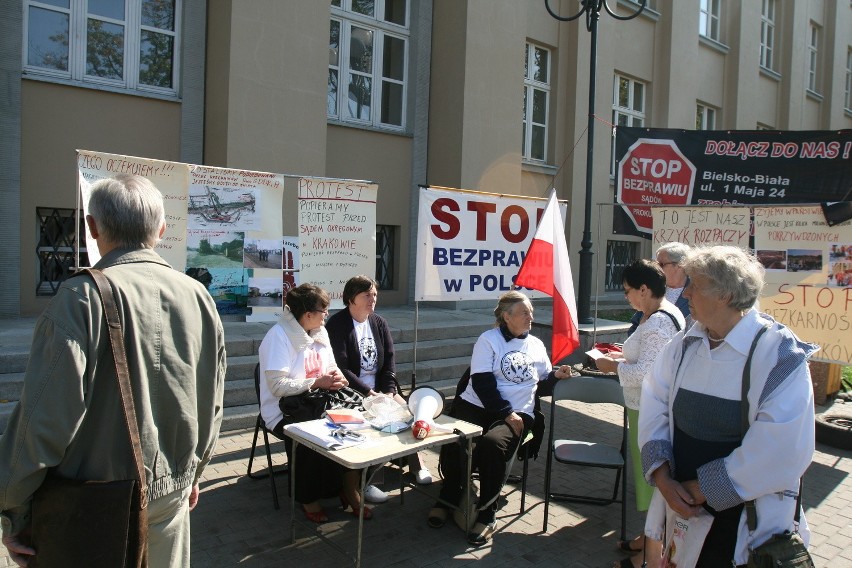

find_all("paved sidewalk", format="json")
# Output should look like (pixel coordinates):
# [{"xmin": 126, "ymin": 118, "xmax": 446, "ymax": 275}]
[{"xmin": 1, "ymin": 395, "xmax": 850, "ymax": 567}]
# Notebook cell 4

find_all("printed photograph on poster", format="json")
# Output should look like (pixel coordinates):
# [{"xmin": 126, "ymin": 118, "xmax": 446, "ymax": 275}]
[
  {"xmin": 283, "ymin": 271, "xmax": 299, "ymax": 296},
  {"xmin": 188, "ymin": 184, "xmax": 259, "ymax": 230},
  {"xmin": 829, "ymin": 244, "xmax": 852, "ymax": 261},
  {"xmin": 828, "ymin": 243, "xmax": 852, "ymax": 287},
  {"xmin": 786, "ymin": 249, "xmax": 822, "ymax": 272},
  {"xmin": 244, "ymin": 238, "xmax": 282, "ymax": 269},
  {"xmin": 756, "ymin": 250, "xmax": 787, "ymax": 271},
  {"xmin": 248, "ymin": 275, "xmax": 284, "ymax": 308},
  {"xmin": 186, "ymin": 230, "xmax": 244, "ymax": 269},
  {"xmin": 185, "ymin": 267, "xmax": 249, "ymax": 315},
  {"xmin": 282, "ymin": 236, "xmax": 300, "ymax": 271}
]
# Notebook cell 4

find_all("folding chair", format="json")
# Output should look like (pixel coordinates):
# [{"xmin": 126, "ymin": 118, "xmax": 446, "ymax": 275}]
[
  {"xmin": 247, "ymin": 363, "xmax": 289, "ymax": 509},
  {"xmin": 542, "ymin": 376, "xmax": 627, "ymax": 539}
]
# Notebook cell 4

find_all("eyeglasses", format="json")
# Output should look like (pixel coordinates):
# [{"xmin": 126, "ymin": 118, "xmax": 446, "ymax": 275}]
[{"xmin": 312, "ymin": 308, "xmax": 329, "ymax": 315}]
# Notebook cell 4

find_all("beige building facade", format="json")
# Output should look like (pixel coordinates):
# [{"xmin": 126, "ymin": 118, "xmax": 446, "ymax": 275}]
[{"xmin": 1, "ymin": 0, "xmax": 850, "ymax": 316}]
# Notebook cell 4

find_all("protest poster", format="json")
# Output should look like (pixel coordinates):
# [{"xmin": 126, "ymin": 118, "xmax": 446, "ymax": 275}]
[
  {"xmin": 754, "ymin": 205, "xmax": 852, "ymax": 365},
  {"xmin": 77, "ymin": 150, "xmax": 190, "ymax": 269},
  {"xmin": 652, "ymin": 206, "xmax": 750, "ymax": 249},
  {"xmin": 297, "ymin": 177, "xmax": 377, "ymax": 308},
  {"xmin": 614, "ymin": 128, "xmax": 852, "ymax": 235},
  {"xmin": 415, "ymin": 186, "xmax": 565, "ymax": 301}
]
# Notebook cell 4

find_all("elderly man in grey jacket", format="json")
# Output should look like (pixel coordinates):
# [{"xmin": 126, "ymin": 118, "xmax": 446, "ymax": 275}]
[{"xmin": 0, "ymin": 174, "xmax": 226, "ymax": 567}]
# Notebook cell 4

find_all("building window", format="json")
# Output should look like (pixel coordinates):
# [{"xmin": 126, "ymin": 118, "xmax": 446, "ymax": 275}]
[
  {"xmin": 24, "ymin": 0, "xmax": 180, "ymax": 96},
  {"xmin": 756, "ymin": 122, "xmax": 774, "ymax": 130},
  {"xmin": 759, "ymin": 0, "xmax": 775, "ymax": 70},
  {"xmin": 699, "ymin": 0, "xmax": 720, "ymax": 41},
  {"xmin": 37, "ymin": 208, "xmax": 88, "ymax": 296},
  {"xmin": 696, "ymin": 103, "xmax": 717, "ymax": 130},
  {"xmin": 604, "ymin": 240, "xmax": 638, "ymax": 292},
  {"xmin": 807, "ymin": 23, "xmax": 820, "ymax": 93},
  {"xmin": 845, "ymin": 47, "xmax": 852, "ymax": 112},
  {"xmin": 329, "ymin": 0, "xmax": 409, "ymax": 130},
  {"xmin": 522, "ymin": 43, "xmax": 551, "ymax": 163},
  {"xmin": 375, "ymin": 224, "xmax": 395, "ymax": 290},
  {"xmin": 611, "ymin": 74, "xmax": 646, "ymax": 175}
]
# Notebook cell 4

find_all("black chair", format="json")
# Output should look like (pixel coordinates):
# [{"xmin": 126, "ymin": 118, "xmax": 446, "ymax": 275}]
[
  {"xmin": 542, "ymin": 376, "xmax": 628, "ymax": 539},
  {"xmin": 247, "ymin": 363, "xmax": 289, "ymax": 509}
]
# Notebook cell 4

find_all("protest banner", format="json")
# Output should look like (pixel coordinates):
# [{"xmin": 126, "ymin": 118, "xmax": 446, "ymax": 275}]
[
  {"xmin": 614, "ymin": 128, "xmax": 852, "ymax": 235},
  {"xmin": 755, "ymin": 205, "xmax": 852, "ymax": 365},
  {"xmin": 415, "ymin": 186, "xmax": 565, "ymax": 301},
  {"xmin": 652, "ymin": 206, "xmax": 750, "ymax": 249},
  {"xmin": 297, "ymin": 177, "xmax": 377, "ymax": 308}
]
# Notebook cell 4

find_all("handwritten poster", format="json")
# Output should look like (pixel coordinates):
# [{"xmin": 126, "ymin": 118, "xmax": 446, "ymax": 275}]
[
  {"xmin": 652, "ymin": 207, "xmax": 750, "ymax": 248},
  {"xmin": 755, "ymin": 206, "xmax": 852, "ymax": 365},
  {"xmin": 77, "ymin": 150, "xmax": 190, "ymax": 269},
  {"xmin": 297, "ymin": 177, "xmax": 377, "ymax": 308}
]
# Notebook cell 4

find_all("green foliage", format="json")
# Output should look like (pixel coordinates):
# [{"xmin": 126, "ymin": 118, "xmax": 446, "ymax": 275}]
[{"xmin": 842, "ymin": 366, "xmax": 852, "ymax": 393}]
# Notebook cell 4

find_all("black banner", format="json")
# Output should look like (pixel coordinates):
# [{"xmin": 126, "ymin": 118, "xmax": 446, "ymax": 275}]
[{"xmin": 613, "ymin": 127, "xmax": 852, "ymax": 236}]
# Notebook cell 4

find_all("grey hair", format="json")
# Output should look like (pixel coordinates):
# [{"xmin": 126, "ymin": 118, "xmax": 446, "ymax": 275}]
[
  {"xmin": 494, "ymin": 290, "xmax": 531, "ymax": 325},
  {"xmin": 682, "ymin": 246, "xmax": 765, "ymax": 311},
  {"xmin": 656, "ymin": 242, "xmax": 691, "ymax": 264},
  {"xmin": 88, "ymin": 174, "xmax": 165, "ymax": 248}
]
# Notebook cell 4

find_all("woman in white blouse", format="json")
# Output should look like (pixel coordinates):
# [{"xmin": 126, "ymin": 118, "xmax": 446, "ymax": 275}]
[{"xmin": 596, "ymin": 260, "xmax": 685, "ymax": 566}]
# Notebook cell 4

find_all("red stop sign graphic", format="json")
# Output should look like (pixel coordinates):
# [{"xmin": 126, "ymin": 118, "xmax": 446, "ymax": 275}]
[{"xmin": 617, "ymin": 139, "xmax": 696, "ymax": 232}]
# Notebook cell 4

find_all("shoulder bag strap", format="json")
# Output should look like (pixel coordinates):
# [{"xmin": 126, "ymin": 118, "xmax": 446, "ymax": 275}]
[
  {"xmin": 651, "ymin": 308, "xmax": 682, "ymax": 332},
  {"xmin": 741, "ymin": 323, "xmax": 804, "ymax": 533},
  {"xmin": 81, "ymin": 268, "xmax": 148, "ymax": 509}
]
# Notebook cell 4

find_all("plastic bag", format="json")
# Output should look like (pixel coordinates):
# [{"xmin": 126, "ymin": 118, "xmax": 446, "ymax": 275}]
[{"xmin": 361, "ymin": 394, "xmax": 413, "ymax": 433}]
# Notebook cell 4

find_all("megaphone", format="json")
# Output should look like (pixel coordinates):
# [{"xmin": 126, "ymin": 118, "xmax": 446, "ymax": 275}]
[{"xmin": 408, "ymin": 386, "xmax": 449, "ymax": 439}]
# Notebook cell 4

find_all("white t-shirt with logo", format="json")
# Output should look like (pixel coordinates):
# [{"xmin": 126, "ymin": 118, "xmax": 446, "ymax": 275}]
[
  {"xmin": 461, "ymin": 327, "xmax": 552, "ymax": 416},
  {"xmin": 353, "ymin": 318, "xmax": 378, "ymax": 390}
]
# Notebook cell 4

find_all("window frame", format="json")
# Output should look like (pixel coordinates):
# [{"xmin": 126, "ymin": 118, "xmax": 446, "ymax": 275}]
[
  {"xmin": 696, "ymin": 103, "xmax": 717, "ymax": 130},
  {"xmin": 329, "ymin": 0, "xmax": 410, "ymax": 132},
  {"xmin": 611, "ymin": 74, "xmax": 646, "ymax": 175},
  {"xmin": 845, "ymin": 47, "xmax": 852, "ymax": 112},
  {"xmin": 759, "ymin": 0, "xmax": 775, "ymax": 71},
  {"xmin": 522, "ymin": 42, "xmax": 551, "ymax": 163},
  {"xmin": 22, "ymin": 0, "xmax": 182, "ymax": 98},
  {"xmin": 699, "ymin": 0, "xmax": 720, "ymax": 41},
  {"xmin": 807, "ymin": 22, "xmax": 820, "ymax": 94}
]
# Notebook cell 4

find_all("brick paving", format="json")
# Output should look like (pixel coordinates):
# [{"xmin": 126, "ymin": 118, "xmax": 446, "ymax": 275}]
[{"xmin": 2, "ymin": 397, "xmax": 850, "ymax": 567}]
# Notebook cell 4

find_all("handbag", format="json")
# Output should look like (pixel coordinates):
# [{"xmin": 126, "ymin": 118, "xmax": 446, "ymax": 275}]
[
  {"xmin": 27, "ymin": 269, "xmax": 148, "ymax": 568},
  {"xmin": 279, "ymin": 386, "xmax": 364, "ymax": 424},
  {"xmin": 741, "ymin": 325, "xmax": 815, "ymax": 568}
]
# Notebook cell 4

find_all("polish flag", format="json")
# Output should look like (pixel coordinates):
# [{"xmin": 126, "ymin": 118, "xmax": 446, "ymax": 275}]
[{"xmin": 514, "ymin": 189, "xmax": 579, "ymax": 363}]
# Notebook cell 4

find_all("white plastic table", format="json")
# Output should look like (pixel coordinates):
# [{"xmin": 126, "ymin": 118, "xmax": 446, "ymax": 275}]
[{"xmin": 283, "ymin": 415, "xmax": 482, "ymax": 567}]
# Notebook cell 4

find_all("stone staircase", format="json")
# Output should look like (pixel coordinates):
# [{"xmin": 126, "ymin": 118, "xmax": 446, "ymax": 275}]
[{"xmin": 0, "ymin": 306, "xmax": 495, "ymax": 435}]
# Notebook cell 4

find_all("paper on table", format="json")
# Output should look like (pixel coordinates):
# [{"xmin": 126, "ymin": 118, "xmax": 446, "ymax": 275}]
[{"xmin": 286, "ymin": 418, "xmax": 368, "ymax": 451}]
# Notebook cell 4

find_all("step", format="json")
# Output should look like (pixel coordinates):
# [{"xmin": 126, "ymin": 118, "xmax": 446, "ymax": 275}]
[
  {"xmin": 0, "ymin": 401, "xmax": 15, "ymax": 434},
  {"xmin": 0, "ymin": 373, "xmax": 25, "ymax": 401},
  {"xmin": 0, "ymin": 350, "xmax": 29, "ymax": 375},
  {"xmin": 393, "ymin": 337, "xmax": 479, "ymax": 365}
]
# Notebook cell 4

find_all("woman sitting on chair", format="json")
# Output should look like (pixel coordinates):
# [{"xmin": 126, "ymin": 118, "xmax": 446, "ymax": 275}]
[
  {"xmin": 326, "ymin": 275, "xmax": 432, "ymax": 505},
  {"xmin": 427, "ymin": 290, "xmax": 574, "ymax": 545},
  {"xmin": 258, "ymin": 283, "xmax": 372, "ymax": 523}
]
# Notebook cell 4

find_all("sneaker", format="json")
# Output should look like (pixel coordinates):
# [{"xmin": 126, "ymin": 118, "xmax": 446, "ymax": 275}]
[
  {"xmin": 415, "ymin": 468, "xmax": 433, "ymax": 485},
  {"xmin": 363, "ymin": 484, "xmax": 389, "ymax": 504}
]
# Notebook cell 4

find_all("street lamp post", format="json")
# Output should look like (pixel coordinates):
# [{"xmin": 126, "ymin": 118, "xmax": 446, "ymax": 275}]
[{"xmin": 545, "ymin": 0, "xmax": 646, "ymax": 324}]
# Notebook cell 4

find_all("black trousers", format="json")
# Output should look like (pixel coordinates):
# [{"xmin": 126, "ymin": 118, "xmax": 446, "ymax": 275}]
[
  {"xmin": 436, "ymin": 398, "xmax": 532, "ymax": 521},
  {"xmin": 274, "ymin": 420, "xmax": 347, "ymax": 504}
]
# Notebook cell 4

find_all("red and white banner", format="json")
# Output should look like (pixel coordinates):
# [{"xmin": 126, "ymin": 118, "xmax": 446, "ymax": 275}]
[
  {"xmin": 515, "ymin": 189, "xmax": 579, "ymax": 362},
  {"xmin": 414, "ymin": 186, "xmax": 564, "ymax": 301}
]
